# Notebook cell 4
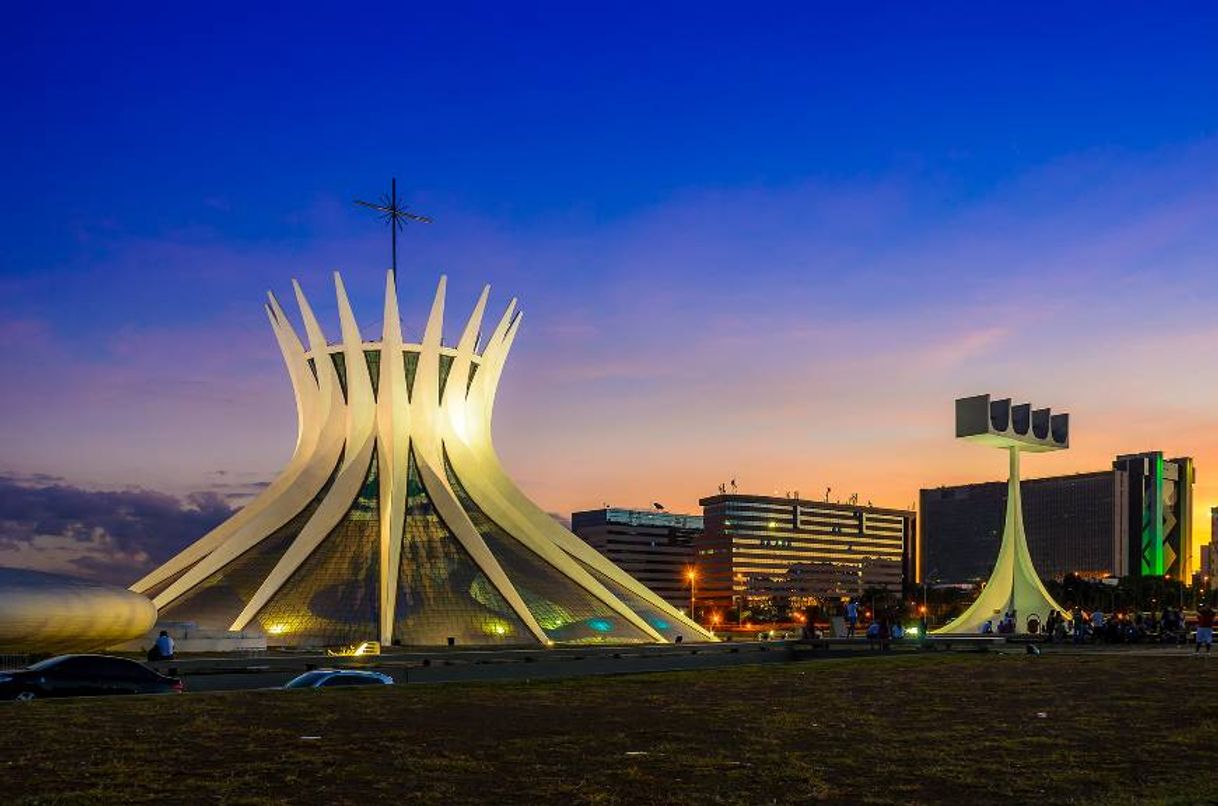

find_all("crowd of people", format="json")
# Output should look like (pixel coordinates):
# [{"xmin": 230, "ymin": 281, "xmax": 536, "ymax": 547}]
[
  {"xmin": 1022, "ymin": 603, "xmax": 1215, "ymax": 652},
  {"xmin": 828, "ymin": 597, "xmax": 1216, "ymax": 656}
]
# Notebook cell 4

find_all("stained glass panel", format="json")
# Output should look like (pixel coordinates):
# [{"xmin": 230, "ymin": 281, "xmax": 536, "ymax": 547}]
[
  {"xmin": 403, "ymin": 350, "xmax": 419, "ymax": 400},
  {"xmin": 394, "ymin": 449, "xmax": 530, "ymax": 645},
  {"xmin": 330, "ymin": 352, "xmax": 348, "ymax": 401},
  {"xmin": 438, "ymin": 354, "xmax": 454, "ymax": 403},
  {"xmin": 578, "ymin": 561, "xmax": 690, "ymax": 641},
  {"xmin": 364, "ymin": 349, "xmax": 381, "ymax": 398},
  {"xmin": 251, "ymin": 452, "xmax": 380, "ymax": 646},
  {"xmin": 158, "ymin": 454, "xmax": 343, "ymax": 630},
  {"xmin": 444, "ymin": 450, "xmax": 649, "ymax": 644}
]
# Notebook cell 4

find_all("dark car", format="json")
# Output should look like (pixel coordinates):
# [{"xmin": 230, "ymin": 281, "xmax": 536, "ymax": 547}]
[
  {"xmin": 283, "ymin": 669, "xmax": 394, "ymax": 689},
  {"xmin": 0, "ymin": 654, "xmax": 184, "ymax": 701}
]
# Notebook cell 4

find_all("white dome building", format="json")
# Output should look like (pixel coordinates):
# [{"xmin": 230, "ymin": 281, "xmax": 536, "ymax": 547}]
[{"xmin": 132, "ymin": 272, "xmax": 714, "ymax": 648}]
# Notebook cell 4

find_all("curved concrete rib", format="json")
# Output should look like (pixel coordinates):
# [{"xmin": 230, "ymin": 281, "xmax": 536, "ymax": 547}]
[
  {"xmin": 131, "ymin": 297, "xmax": 310, "ymax": 593},
  {"xmin": 229, "ymin": 274, "xmax": 379, "ymax": 631},
  {"xmin": 933, "ymin": 447, "xmax": 1066, "ymax": 635},
  {"xmin": 141, "ymin": 271, "xmax": 719, "ymax": 647},
  {"xmin": 434, "ymin": 289, "xmax": 665, "ymax": 640},
  {"xmin": 444, "ymin": 436, "xmax": 665, "ymax": 642},
  {"xmin": 375, "ymin": 269, "xmax": 410, "ymax": 644},
  {"xmin": 415, "ymin": 449, "xmax": 549, "ymax": 645},
  {"xmin": 152, "ymin": 280, "xmax": 350, "ymax": 609},
  {"xmin": 467, "ymin": 310, "xmax": 716, "ymax": 641},
  {"xmin": 406, "ymin": 278, "xmax": 548, "ymax": 644}
]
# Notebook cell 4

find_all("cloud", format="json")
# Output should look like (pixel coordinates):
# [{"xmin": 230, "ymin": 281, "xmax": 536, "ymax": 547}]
[
  {"xmin": 0, "ymin": 475, "xmax": 234, "ymax": 586},
  {"xmin": 918, "ymin": 326, "xmax": 1011, "ymax": 371},
  {"xmin": 2, "ymin": 137, "xmax": 1217, "ymax": 571}
]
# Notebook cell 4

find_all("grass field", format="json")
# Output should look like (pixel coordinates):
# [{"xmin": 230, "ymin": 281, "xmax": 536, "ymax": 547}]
[{"xmin": 2, "ymin": 652, "xmax": 1216, "ymax": 805}]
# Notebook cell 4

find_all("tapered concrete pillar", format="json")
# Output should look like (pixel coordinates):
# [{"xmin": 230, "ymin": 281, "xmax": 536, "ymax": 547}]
[{"xmin": 933, "ymin": 394, "xmax": 1069, "ymax": 635}]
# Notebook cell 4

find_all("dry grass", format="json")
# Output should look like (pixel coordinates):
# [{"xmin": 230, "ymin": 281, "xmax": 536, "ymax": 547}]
[{"xmin": 2, "ymin": 652, "xmax": 1215, "ymax": 805}]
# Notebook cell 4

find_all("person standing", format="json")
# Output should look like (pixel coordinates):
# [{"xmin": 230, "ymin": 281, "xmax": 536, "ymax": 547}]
[
  {"xmin": 1090, "ymin": 609, "xmax": 1106, "ymax": 643},
  {"xmin": 1072, "ymin": 606, "xmax": 1085, "ymax": 644},
  {"xmin": 844, "ymin": 600, "xmax": 859, "ymax": 638},
  {"xmin": 1196, "ymin": 603, "xmax": 1215, "ymax": 658}
]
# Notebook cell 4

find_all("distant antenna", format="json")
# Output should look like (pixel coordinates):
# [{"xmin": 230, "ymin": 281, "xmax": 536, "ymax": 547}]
[{"xmin": 824, "ymin": 486, "xmax": 831, "ymax": 502}]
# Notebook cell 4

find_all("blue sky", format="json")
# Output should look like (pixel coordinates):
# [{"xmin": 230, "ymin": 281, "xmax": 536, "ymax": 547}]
[{"xmin": 1, "ymin": 4, "xmax": 1216, "ymax": 576}]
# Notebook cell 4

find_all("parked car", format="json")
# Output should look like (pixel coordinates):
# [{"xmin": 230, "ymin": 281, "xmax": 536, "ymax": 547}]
[
  {"xmin": 0, "ymin": 654, "xmax": 183, "ymax": 701},
  {"xmin": 284, "ymin": 669, "xmax": 394, "ymax": 689}
]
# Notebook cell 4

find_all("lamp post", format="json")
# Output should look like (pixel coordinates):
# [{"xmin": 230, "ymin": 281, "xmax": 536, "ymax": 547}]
[
  {"xmin": 686, "ymin": 567, "xmax": 698, "ymax": 623},
  {"xmin": 921, "ymin": 567, "xmax": 939, "ymax": 629},
  {"xmin": 736, "ymin": 573, "xmax": 745, "ymax": 627}
]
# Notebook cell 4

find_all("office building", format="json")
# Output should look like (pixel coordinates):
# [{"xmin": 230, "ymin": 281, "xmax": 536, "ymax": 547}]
[
  {"xmin": 695, "ymin": 494, "xmax": 915, "ymax": 610},
  {"xmin": 1199, "ymin": 507, "xmax": 1218, "ymax": 591},
  {"xmin": 571, "ymin": 508, "xmax": 702, "ymax": 609},
  {"xmin": 1113, "ymin": 453, "xmax": 1193, "ymax": 578},
  {"xmin": 918, "ymin": 451, "xmax": 1193, "ymax": 585}
]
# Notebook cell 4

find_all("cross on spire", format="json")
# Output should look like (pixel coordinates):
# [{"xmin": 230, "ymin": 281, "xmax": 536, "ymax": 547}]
[{"xmin": 355, "ymin": 177, "xmax": 432, "ymax": 279}]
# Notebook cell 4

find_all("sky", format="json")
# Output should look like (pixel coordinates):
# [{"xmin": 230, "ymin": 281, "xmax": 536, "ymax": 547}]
[{"xmin": 1, "ymin": 4, "xmax": 1217, "ymax": 582}]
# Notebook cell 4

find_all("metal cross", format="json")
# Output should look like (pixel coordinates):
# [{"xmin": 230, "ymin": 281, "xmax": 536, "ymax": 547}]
[{"xmin": 355, "ymin": 177, "xmax": 432, "ymax": 278}]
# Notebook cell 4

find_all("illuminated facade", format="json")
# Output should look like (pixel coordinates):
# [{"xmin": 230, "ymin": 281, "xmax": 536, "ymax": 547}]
[
  {"xmin": 695, "ymin": 494, "xmax": 913, "ymax": 610},
  {"xmin": 934, "ymin": 394, "xmax": 1069, "ymax": 635},
  {"xmin": 131, "ymin": 272, "xmax": 713, "ymax": 647},
  {"xmin": 1113, "ymin": 452, "xmax": 1193, "ymax": 579}
]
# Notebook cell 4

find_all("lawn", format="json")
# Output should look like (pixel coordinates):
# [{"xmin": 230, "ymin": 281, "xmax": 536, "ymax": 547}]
[{"xmin": 2, "ymin": 652, "xmax": 1215, "ymax": 805}]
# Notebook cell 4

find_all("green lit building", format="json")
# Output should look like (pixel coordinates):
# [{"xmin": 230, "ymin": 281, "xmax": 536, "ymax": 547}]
[
  {"xmin": 918, "ymin": 450, "xmax": 1193, "ymax": 585},
  {"xmin": 1113, "ymin": 452, "xmax": 1193, "ymax": 579}
]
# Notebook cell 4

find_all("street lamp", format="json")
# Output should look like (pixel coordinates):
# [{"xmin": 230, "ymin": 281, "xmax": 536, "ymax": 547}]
[
  {"xmin": 735, "ymin": 573, "xmax": 745, "ymax": 627},
  {"xmin": 686, "ymin": 567, "xmax": 698, "ymax": 622},
  {"xmin": 921, "ymin": 567, "xmax": 939, "ymax": 628}
]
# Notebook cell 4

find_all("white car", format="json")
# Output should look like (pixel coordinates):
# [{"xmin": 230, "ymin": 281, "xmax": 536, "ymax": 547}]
[{"xmin": 283, "ymin": 669, "xmax": 394, "ymax": 689}]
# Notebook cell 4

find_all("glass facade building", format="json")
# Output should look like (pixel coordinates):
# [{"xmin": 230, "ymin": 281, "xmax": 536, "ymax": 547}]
[{"xmin": 694, "ymin": 494, "xmax": 915, "ymax": 610}]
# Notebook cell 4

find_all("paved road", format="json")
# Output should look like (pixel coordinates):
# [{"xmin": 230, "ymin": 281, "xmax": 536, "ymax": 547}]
[
  {"xmin": 10, "ymin": 639, "xmax": 1186, "ymax": 700},
  {"xmin": 165, "ymin": 641, "xmax": 807, "ymax": 691}
]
